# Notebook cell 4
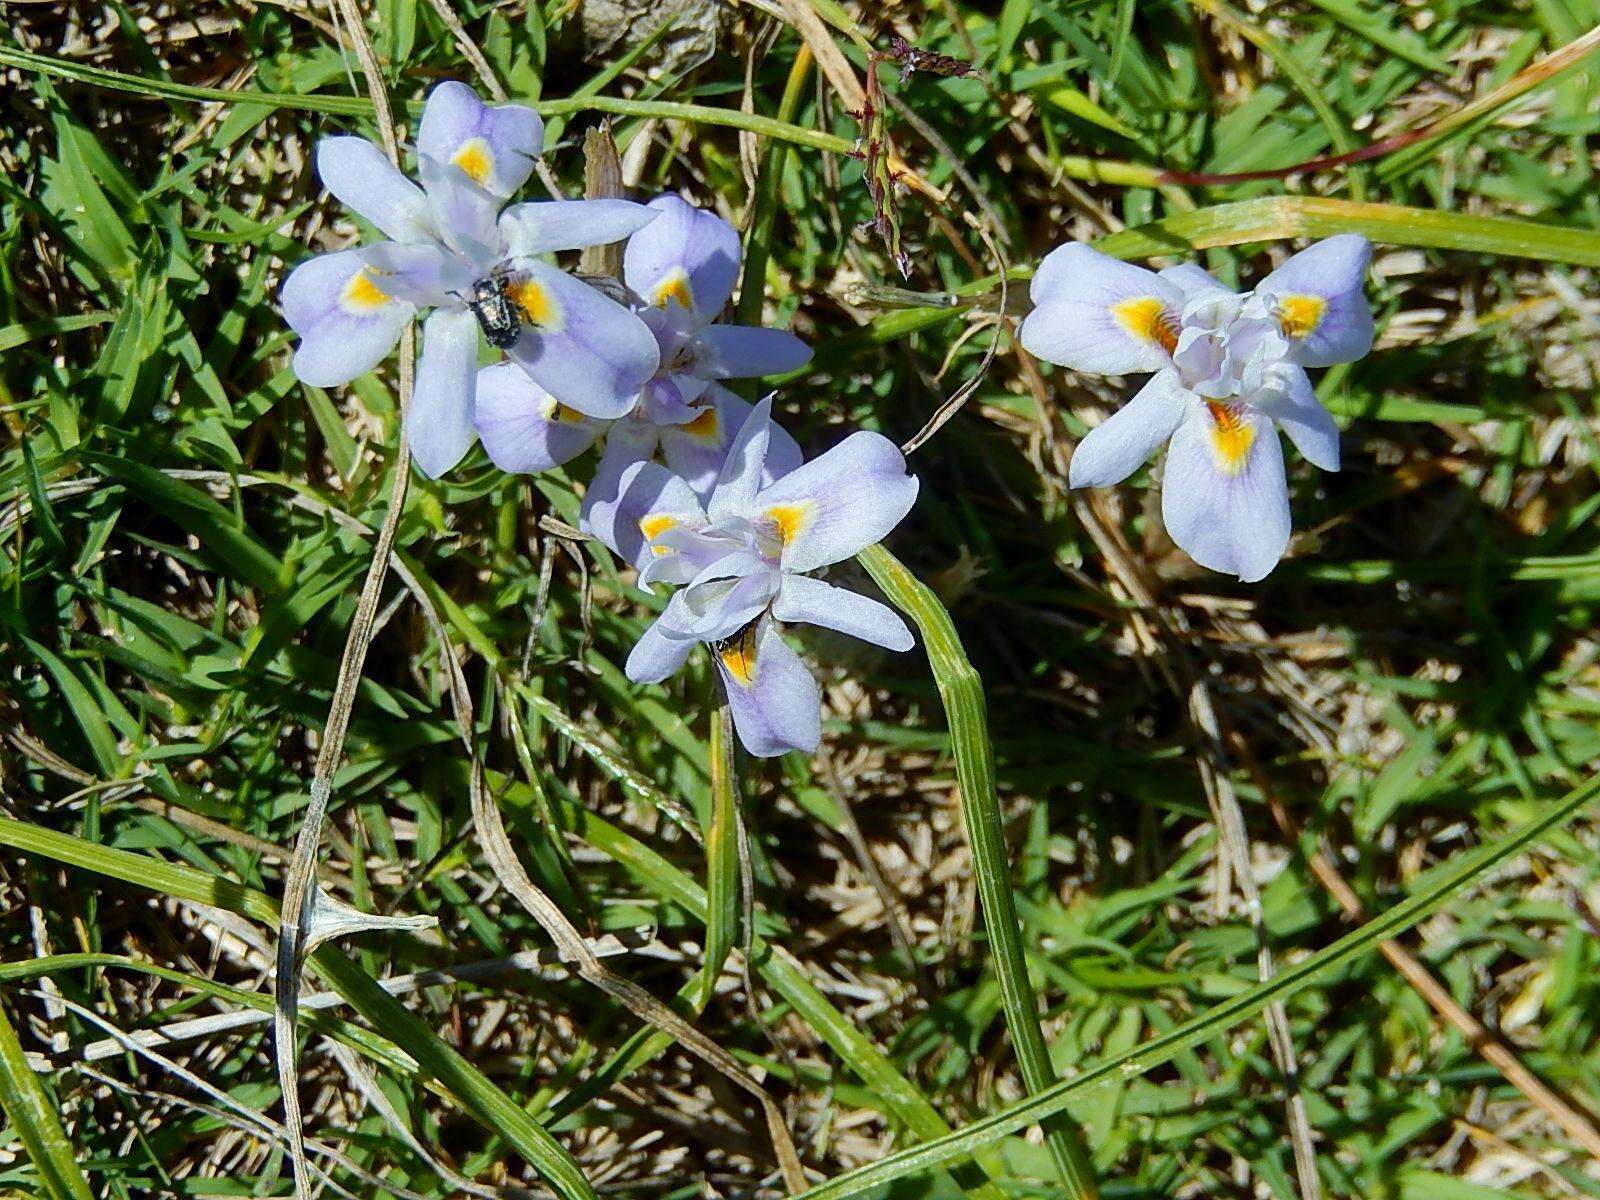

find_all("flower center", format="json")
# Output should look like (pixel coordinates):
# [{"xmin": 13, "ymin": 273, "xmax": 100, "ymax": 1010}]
[{"xmin": 1171, "ymin": 295, "xmax": 1288, "ymax": 402}]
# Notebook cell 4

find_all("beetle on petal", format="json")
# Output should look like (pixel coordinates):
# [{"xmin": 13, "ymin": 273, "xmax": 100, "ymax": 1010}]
[
  {"xmin": 281, "ymin": 81, "xmax": 663, "ymax": 480},
  {"xmin": 474, "ymin": 193, "xmax": 812, "ymax": 516},
  {"xmin": 1020, "ymin": 235, "xmax": 1373, "ymax": 582}
]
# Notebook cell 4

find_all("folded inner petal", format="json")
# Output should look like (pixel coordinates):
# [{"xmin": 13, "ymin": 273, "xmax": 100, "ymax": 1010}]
[
  {"xmin": 661, "ymin": 561, "xmax": 778, "ymax": 642},
  {"xmin": 418, "ymin": 156, "xmax": 503, "ymax": 271},
  {"xmin": 360, "ymin": 242, "xmax": 473, "ymax": 308},
  {"xmin": 707, "ymin": 395, "xmax": 774, "ymax": 520},
  {"xmin": 1254, "ymin": 363, "xmax": 1340, "ymax": 472}
]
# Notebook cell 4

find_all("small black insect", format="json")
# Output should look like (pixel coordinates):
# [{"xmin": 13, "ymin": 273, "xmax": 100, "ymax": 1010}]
[{"xmin": 465, "ymin": 271, "xmax": 522, "ymax": 350}]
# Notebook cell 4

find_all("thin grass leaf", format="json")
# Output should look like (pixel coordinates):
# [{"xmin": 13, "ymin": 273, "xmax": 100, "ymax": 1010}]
[
  {"xmin": 0, "ymin": 997, "xmax": 94, "ymax": 1200},
  {"xmin": 702, "ymin": 701, "xmax": 741, "ymax": 1005}
]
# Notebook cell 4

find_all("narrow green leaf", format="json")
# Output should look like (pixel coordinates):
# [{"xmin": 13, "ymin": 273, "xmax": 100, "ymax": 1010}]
[
  {"xmin": 702, "ymin": 703, "xmax": 741, "ymax": 1005},
  {"xmin": 79, "ymin": 453, "xmax": 283, "ymax": 593},
  {"xmin": 861, "ymin": 544, "xmax": 1099, "ymax": 1199},
  {"xmin": 0, "ymin": 312, "xmax": 112, "ymax": 355},
  {"xmin": 0, "ymin": 997, "xmax": 94, "ymax": 1200},
  {"xmin": 18, "ymin": 638, "xmax": 120, "ymax": 776},
  {"xmin": 22, "ymin": 443, "xmax": 66, "ymax": 556}
]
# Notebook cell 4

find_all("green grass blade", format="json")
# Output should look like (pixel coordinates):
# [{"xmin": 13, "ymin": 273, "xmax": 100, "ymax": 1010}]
[
  {"xmin": 1186, "ymin": 0, "xmax": 1364, "ymax": 198},
  {"xmin": 860, "ymin": 544, "xmax": 1099, "ymax": 1199},
  {"xmin": 702, "ymin": 702, "xmax": 740, "ymax": 1005},
  {"xmin": 0, "ymin": 997, "xmax": 94, "ymax": 1200},
  {"xmin": 792, "ymin": 772, "xmax": 1600, "ymax": 1199},
  {"xmin": 0, "ymin": 45, "xmax": 858, "ymax": 155},
  {"xmin": 1094, "ymin": 195, "xmax": 1600, "ymax": 265},
  {"xmin": 736, "ymin": 47, "xmax": 814, "ymax": 326},
  {"xmin": 0, "ymin": 312, "xmax": 111, "ymax": 354},
  {"xmin": 858, "ymin": 195, "xmax": 1600, "ymax": 347}
]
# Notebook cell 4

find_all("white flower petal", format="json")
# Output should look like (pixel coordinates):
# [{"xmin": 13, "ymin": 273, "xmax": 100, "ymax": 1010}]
[
  {"xmin": 623, "ymin": 193, "xmax": 743, "ymax": 319},
  {"xmin": 1161, "ymin": 406, "xmax": 1291, "ymax": 582},
  {"xmin": 625, "ymin": 618, "xmax": 697, "ymax": 684},
  {"xmin": 695, "ymin": 325, "xmax": 811, "ymax": 379},
  {"xmin": 317, "ymin": 137, "xmax": 432, "ymax": 244},
  {"xmin": 750, "ymin": 431, "xmax": 918, "ymax": 573},
  {"xmin": 1068, "ymin": 368, "xmax": 1189, "ymax": 488},
  {"xmin": 583, "ymin": 458, "xmax": 706, "ymax": 569},
  {"xmin": 1021, "ymin": 243, "xmax": 1184, "ymax": 375},
  {"xmin": 716, "ymin": 619, "xmax": 822, "ymax": 758},
  {"xmin": 282, "ymin": 248, "xmax": 413, "ymax": 388},
  {"xmin": 418, "ymin": 80, "xmax": 543, "ymax": 199},
  {"xmin": 473, "ymin": 361, "xmax": 608, "ymax": 473},
  {"xmin": 1254, "ymin": 235, "xmax": 1375, "ymax": 368},
  {"xmin": 500, "ymin": 199, "xmax": 660, "ymax": 256},
  {"xmin": 773, "ymin": 575, "xmax": 913, "ymax": 651},
  {"xmin": 503, "ymin": 262, "xmax": 660, "ymax": 419},
  {"xmin": 408, "ymin": 307, "xmax": 481, "ymax": 478}
]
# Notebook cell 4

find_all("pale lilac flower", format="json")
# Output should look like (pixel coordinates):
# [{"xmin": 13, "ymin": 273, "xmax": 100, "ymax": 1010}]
[
  {"xmin": 587, "ymin": 399, "xmax": 917, "ymax": 757},
  {"xmin": 472, "ymin": 194, "xmax": 810, "ymax": 511},
  {"xmin": 281, "ymin": 81, "xmax": 661, "ymax": 478},
  {"xmin": 1020, "ymin": 235, "xmax": 1373, "ymax": 582}
]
